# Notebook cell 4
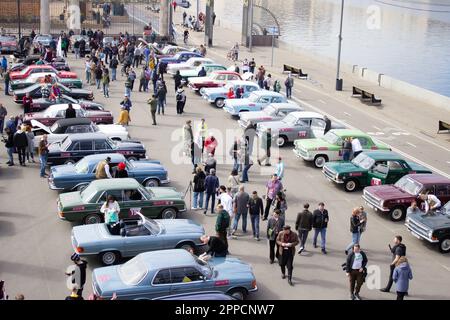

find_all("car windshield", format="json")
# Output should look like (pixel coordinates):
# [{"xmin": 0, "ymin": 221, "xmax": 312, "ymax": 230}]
[
  {"xmin": 75, "ymin": 159, "xmax": 89, "ymax": 174},
  {"xmin": 106, "ymin": 137, "xmax": 117, "ymax": 149},
  {"xmin": 118, "ymin": 255, "xmax": 148, "ymax": 286},
  {"xmin": 264, "ymin": 105, "xmax": 277, "ymax": 116},
  {"xmin": 351, "ymin": 153, "xmax": 375, "ymax": 170},
  {"xmin": 394, "ymin": 176, "xmax": 423, "ymax": 195},
  {"xmin": 80, "ymin": 184, "xmax": 98, "ymax": 202},
  {"xmin": 248, "ymin": 93, "xmax": 259, "ymax": 102},
  {"xmin": 283, "ymin": 113, "xmax": 298, "ymax": 125},
  {"xmin": 144, "ymin": 218, "xmax": 161, "ymax": 234},
  {"xmin": 194, "ymin": 255, "xmax": 213, "ymax": 279},
  {"xmin": 60, "ymin": 136, "xmax": 72, "ymax": 150},
  {"xmin": 322, "ymin": 132, "xmax": 341, "ymax": 145}
]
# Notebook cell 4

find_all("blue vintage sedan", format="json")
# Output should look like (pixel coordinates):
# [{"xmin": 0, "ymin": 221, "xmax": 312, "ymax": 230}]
[
  {"xmin": 49, "ymin": 153, "xmax": 169, "ymax": 191},
  {"xmin": 92, "ymin": 249, "xmax": 258, "ymax": 300},
  {"xmin": 159, "ymin": 51, "xmax": 203, "ymax": 67},
  {"xmin": 72, "ymin": 213, "xmax": 205, "ymax": 265},
  {"xmin": 223, "ymin": 90, "xmax": 288, "ymax": 117},
  {"xmin": 200, "ymin": 80, "xmax": 260, "ymax": 108}
]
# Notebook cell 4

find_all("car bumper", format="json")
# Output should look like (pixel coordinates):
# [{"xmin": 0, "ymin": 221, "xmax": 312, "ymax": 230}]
[
  {"xmin": 405, "ymin": 222, "xmax": 438, "ymax": 243},
  {"xmin": 188, "ymin": 83, "xmax": 199, "ymax": 91},
  {"xmin": 179, "ymin": 208, "xmax": 187, "ymax": 213},
  {"xmin": 160, "ymin": 178, "xmax": 170, "ymax": 185},
  {"xmin": 223, "ymin": 106, "xmax": 238, "ymax": 116},
  {"xmin": 48, "ymin": 179, "xmax": 65, "ymax": 190},
  {"xmin": 248, "ymin": 286, "xmax": 258, "ymax": 293},
  {"xmin": 293, "ymin": 148, "xmax": 314, "ymax": 161},
  {"xmin": 361, "ymin": 195, "xmax": 390, "ymax": 212}
]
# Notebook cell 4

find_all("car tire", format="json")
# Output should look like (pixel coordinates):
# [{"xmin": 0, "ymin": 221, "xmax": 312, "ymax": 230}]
[
  {"xmin": 227, "ymin": 288, "xmax": 247, "ymax": 300},
  {"xmin": 160, "ymin": 208, "xmax": 177, "ymax": 219},
  {"xmin": 144, "ymin": 178, "xmax": 160, "ymax": 187},
  {"xmin": 176, "ymin": 242, "xmax": 195, "ymax": 252},
  {"xmin": 75, "ymin": 184, "xmax": 88, "ymax": 192},
  {"xmin": 344, "ymin": 179, "xmax": 358, "ymax": 192},
  {"xmin": 389, "ymin": 206, "xmax": 406, "ymax": 222},
  {"xmin": 438, "ymin": 237, "xmax": 450, "ymax": 254},
  {"xmin": 100, "ymin": 251, "xmax": 121, "ymax": 266},
  {"xmin": 313, "ymin": 155, "xmax": 328, "ymax": 168},
  {"xmin": 276, "ymin": 136, "xmax": 287, "ymax": 147},
  {"xmin": 84, "ymin": 213, "xmax": 103, "ymax": 225},
  {"xmin": 64, "ymin": 159, "xmax": 76, "ymax": 165},
  {"xmin": 215, "ymin": 98, "xmax": 225, "ymax": 108}
]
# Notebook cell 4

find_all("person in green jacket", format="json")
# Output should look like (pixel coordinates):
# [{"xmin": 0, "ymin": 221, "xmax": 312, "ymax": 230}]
[
  {"xmin": 273, "ymin": 79, "xmax": 281, "ymax": 93},
  {"xmin": 147, "ymin": 94, "xmax": 158, "ymax": 125},
  {"xmin": 215, "ymin": 204, "xmax": 230, "ymax": 246},
  {"xmin": 101, "ymin": 69, "xmax": 110, "ymax": 98}
]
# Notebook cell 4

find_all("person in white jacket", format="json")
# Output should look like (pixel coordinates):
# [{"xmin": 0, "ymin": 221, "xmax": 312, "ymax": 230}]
[{"xmin": 100, "ymin": 195, "xmax": 121, "ymax": 228}]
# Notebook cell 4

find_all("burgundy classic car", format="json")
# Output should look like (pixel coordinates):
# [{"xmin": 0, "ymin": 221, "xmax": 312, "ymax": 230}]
[
  {"xmin": 188, "ymin": 71, "xmax": 242, "ymax": 92},
  {"xmin": 362, "ymin": 174, "xmax": 450, "ymax": 222},
  {"xmin": 24, "ymin": 104, "xmax": 113, "ymax": 127}
]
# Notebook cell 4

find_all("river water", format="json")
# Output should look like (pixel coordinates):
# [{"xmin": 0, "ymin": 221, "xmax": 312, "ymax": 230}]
[{"xmin": 193, "ymin": 0, "xmax": 450, "ymax": 97}]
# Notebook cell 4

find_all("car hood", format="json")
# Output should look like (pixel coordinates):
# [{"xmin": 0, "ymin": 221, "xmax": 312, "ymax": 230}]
[
  {"xmin": 51, "ymin": 163, "xmax": 77, "ymax": 177},
  {"xmin": 239, "ymin": 111, "xmax": 272, "ymax": 121},
  {"xmin": 97, "ymin": 124, "xmax": 128, "ymax": 133},
  {"xmin": 159, "ymin": 219, "xmax": 204, "ymax": 235},
  {"xmin": 72, "ymin": 223, "xmax": 105, "ymax": 246},
  {"xmin": 364, "ymin": 185, "xmax": 414, "ymax": 200},
  {"xmin": 210, "ymin": 256, "xmax": 254, "ymax": 279},
  {"xmin": 294, "ymin": 138, "xmax": 333, "ymax": 150},
  {"xmin": 146, "ymin": 187, "xmax": 182, "ymax": 200},
  {"xmin": 116, "ymin": 141, "xmax": 144, "ymax": 149},
  {"xmin": 257, "ymin": 120, "xmax": 290, "ymax": 132},
  {"xmin": 59, "ymin": 191, "xmax": 84, "ymax": 208},
  {"xmin": 324, "ymin": 161, "xmax": 364, "ymax": 174},
  {"xmin": 409, "ymin": 212, "xmax": 450, "ymax": 229},
  {"xmin": 129, "ymin": 161, "xmax": 163, "ymax": 172},
  {"xmin": 225, "ymin": 98, "xmax": 252, "ymax": 108},
  {"xmin": 30, "ymin": 119, "xmax": 51, "ymax": 132},
  {"xmin": 92, "ymin": 266, "xmax": 127, "ymax": 296},
  {"xmin": 86, "ymin": 110, "xmax": 112, "ymax": 117}
]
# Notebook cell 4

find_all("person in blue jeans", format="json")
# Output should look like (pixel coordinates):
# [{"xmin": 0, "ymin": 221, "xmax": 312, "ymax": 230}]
[
  {"xmin": 342, "ymin": 137, "xmax": 352, "ymax": 161},
  {"xmin": 38, "ymin": 134, "xmax": 49, "ymax": 177},
  {"xmin": 204, "ymin": 168, "xmax": 219, "ymax": 214},
  {"xmin": 345, "ymin": 208, "xmax": 365, "ymax": 255},
  {"xmin": 192, "ymin": 166, "xmax": 206, "ymax": 210},
  {"xmin": 231, "ymin": 186, "xmax": 250, "ymax": 235},
  {"xmin": 312, "ymin": 202, "xmax": 329, "ymax": 254},
  {"xmin": 248, "ymin": 191, "xmax": 263, "ymax": 240}
]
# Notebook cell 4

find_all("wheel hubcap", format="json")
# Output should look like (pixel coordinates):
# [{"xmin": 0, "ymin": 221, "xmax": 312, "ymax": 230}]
[
  {"xmin": 346, "ymin": 181, "xmax": 356, "ymax": 191},
  {"xmin": 103, "ymin": 252, "xmax": 116, "ymax": 265},
  {"xmin": 276, "ymin": 138, "xmax": 285, "ymax": 147},
  {"xmin": 231, "ymin": 292, "xmax": 243, "ymax": 299},
  {"xmin": 315, "ymin": 157, "xmax": 325, "ymax": 167},
  {"xmin": 216, "ymin": 99, "xmax": 224, "ymax": 107},
  {"xmin": 86, "ymin": 215, "xmax": 100, "ymax": 224},
  {"xmin": 441, "ymin": 240, "xmax": 450, "ymax": 252},
  {"xmin": 163, "ymin": 210, "xmax": 176, "ymax": 219},
  {"xmin": 392, "ymin": 209, "xmax": 402, "ymax": 220},
  {"xmin": 146, "ymin": 180, "xmax": 158, "ymax": 187}
]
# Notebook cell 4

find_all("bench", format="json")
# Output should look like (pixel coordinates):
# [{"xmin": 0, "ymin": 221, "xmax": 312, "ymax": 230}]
[
  {"xmin": 437, "ymin": 120, "xmax": 450, "ymax": 133},
  {"xmin": 352, "ymin": 86, "xmax": 382, "ymax": 105},
  {"xmin": 282, "ymin": 64, "xmax": 308, "ymax": 79}
]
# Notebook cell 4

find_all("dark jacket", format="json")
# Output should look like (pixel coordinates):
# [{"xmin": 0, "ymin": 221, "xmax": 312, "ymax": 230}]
[
  {"xmin": 276, "ymin": 230, "xmax": 300, "ymax": 256},
  {"xmin": 4, "ymin": 132, "xmax": 14, "ymax": 148},
  {"xmin": 206, "ymin": 236, "xmax": 228, "ymax": 257},
  {"xmin": 267, "ymin": 216, "xmax": 285, "ymax": 241},
  {"xmin": 295, "ymin": 209, "xmax": 313, "ymax": 231},
  {"xmin": 65, "ymin": 107, "xmax": 76, "ymax": 119},
  {"xmin": 114, "ymin": 169, "xmax": 128, "ymax": 178},
  {"xmin": 350, "ymin": 215, "xmax": 362, "ymax": 233},
  {"xmin": 248, "ymin": 197, "xmax": 264, "ymax": 216},
  {"xmin": 345, "ymin": 251, "xmax": 368, "ymax": 273},
  {"xmin": 204, "ymin": 174, "xmax": 219, "ymax": 194},
  {"xmin": 215, "ymin": 210, "xmax": 230, "ymax": 233},
  {"xmin": 391, "ymin": 243, "xmax": 406, "ymax": 259},
  {"xmin": 13, "ymin": 131, "xmax": 28, "ymax": 148},
  {"xmin": 193, "ymin": 171, "xmax": 206, "ymax": 192},
  {"xmin": 312, "ymin": 209, "xmax": 329, "ymax": 229},
  {"xmin": 174, "ymin": 73, "xmax": 182, "ymax": 87}
]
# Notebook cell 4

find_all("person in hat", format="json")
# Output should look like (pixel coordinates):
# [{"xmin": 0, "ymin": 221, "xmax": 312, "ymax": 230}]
[
  {"xmin": 276, "ymin": 225, "xmax": 299, "ymax": 286},
  {"xmin": 95, "ymin": 157, "xmax": 113, "ymax": 179},
  {"xmin": 176, "ymin": 87, "xmax": 187, "ymax": 114},
  {"xmin": 114, "ymin": 162, "xmax": 128, "ymax": 178},
  {"xmin": 65, "ymin": 253, "xmax": 88, "ymax": 297}
]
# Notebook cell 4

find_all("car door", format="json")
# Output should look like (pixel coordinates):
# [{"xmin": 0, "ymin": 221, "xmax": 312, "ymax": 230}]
[
  {"xmin": 149, "ymin": 269, "xmax": 172, "ymax": 299},
  {"xmin": 367, "ymin": 161, "xmax": 389, "ymax": 186},
  {"xmin": 123, "ymin": 188, "xmax": 155, "ymax": 218},
  {"xmin": 256, "ymin": 96, "xmax": 271, "ymax": 110},
  {"xmin": 169, "ymin": 267, "xmax": 207, "ymax": 296},
  {"xmin": 385, "ymin": 161, "xmax": 407, "ymax": 184},
  {"xmin": 311, "ymin": 118, "xmax": 327, "ymax": 138},
  {"xmin": 94, "ymin": 139, "xmax": 113, "ymax": 156},
  {"xmin": 294, "ymin": 118, "xmax": 311, "ymax": 141},
  {"xmin": 95, "ymin": 189, "xmax": 125, "ymax": 217},
  {"xmin": 123, "ymin": 225, "xmax": 154, "ymax": 257}
]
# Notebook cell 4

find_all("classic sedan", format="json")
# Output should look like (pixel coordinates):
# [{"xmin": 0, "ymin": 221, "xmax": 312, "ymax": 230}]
[
  {"xmin": 158, "ymin": 51, "xmax": 203, "ymax": 67},
  {"xmin": 91, "ymin": 249, "xmax": 257, "ymax": 300},
  {"xmin": 71, "ymin": 212, "xmax": 204, "ymax": 265},
  {"xmin": 10, "ymin": 72, "xmax": 82, "ymax": 91},
  {"xmin": 0, "ymin": 35, "xmax": 18, "ymax": 53},
  {"xmin": 24, "ymin": 104, "xmax": 113, "ymax": 127},
  {"xmin": 32, "ymin": 34, "xmax": 53, "ymax": 48},
  {"xmin": 223, "ymin": 90, "xmax": 287, "ymax": 117},
  {"xmin": 188, "ymin": 71, "xmax": 242, "ymax": 92},
  {"xmin": 201, "ymin": 80, "xmax": 260, "ymax": 108},
  {"xmin": 180, "ymin": 64, "xmax": 227, "ymax": 81},
  {"xmin": 49, "ymin": 153, "xmax": 169, "ymax": 191},
  {"xmin": 167, "ymin": 57, "xmax": 214, "ymax": 75},
  {"xmin": 322, "ymin": 151, "xmax": 432, "ymax": 192},
  {"xmin": 14, "ymin": 83, "xmax": 94, "ymax": 103},
  {"xmin": 238, "ymin": 103, "xmax": 304, "ymax": 129},
  {"xmin": 48, "ymin": 57, "xmax": 71, "ymax": 71},
  {"xmin": 47, "ymin": 132, "xmax": 146, "ymax": 165},
  {"xmin": 10, "ymin": 65, "xmax": 77, "ymax": 80},
  {"xmin": 31, "ymin": 94, "xmax": 104, "ymax": 112},
  {"xmin": 31, "ymin": 118, "xmax": 128, "ymax": 148},
  {"xmin": 293, "ymin": 129, "xmax": 391, "ymax": 168},
  {"xmin": 57, "ymin": 178, "xmax": 186, "ymax": 224}
]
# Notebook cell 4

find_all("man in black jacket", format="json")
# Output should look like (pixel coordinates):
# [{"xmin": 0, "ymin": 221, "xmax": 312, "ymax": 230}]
[
  {"xmin": 312, "ymin": 202, "xmax": 329, "ymax": 254},
  {"xmin": 345, "ymin": 244, "xmax": 368, "ymax": 300},
  {"xmin": 65, "ymin": 104, "xmax": 76, "ymax": 118},
  {"xmin": 201, "ymin": 235, "xmax": 228, "ymax": 257},
  {"xmin": 174, "ymin": 70, "xmax": 182, "ymax": 92},
  {"xmin": 13, "ymin": 126, "xmax": 28, "ymax": 166},
  {"xmin": 345, "ymin": 208, "xmax": 365, "ymax": 255},
  {"xmin": 295, "ymin": 203, "xmax": 313, "ymax": 254},
  {"xmin": 248, "ymin": 191, "xmax": 264, "ymax": 241},
  {"xmin": 380, "ymin": 235, "xmax": 406, "ymax": 293}
]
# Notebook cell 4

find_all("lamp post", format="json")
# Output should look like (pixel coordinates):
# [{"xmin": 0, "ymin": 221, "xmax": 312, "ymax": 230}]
[
  {"xmin": 248, "ymin": 0, "xmax": 253, "ymax": 52},
  {"xmin": 336, "ymin": 0, "xmax": 344, "ymax": 91},
  {"xmin": 17, "ymin": 0, "xmax": 22, "ymax": 39}
]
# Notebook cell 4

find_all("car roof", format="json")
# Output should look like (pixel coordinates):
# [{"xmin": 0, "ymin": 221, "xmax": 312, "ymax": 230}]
[
  {"xmin": 266, "ymin": 103, "xmax": 300, "ymax": 109},
  {"xmin": 227, "ymin": 80, "xmax": 258, "ymax": 86},
  {"xmin": 89, "ymin": 178, "xmax": 141, "ymax": 190},
  {"xmin": 328, "ymin": 129, "xmax": 366, "ymax": 137},
  {"xmin": 140, "ymin": 249, "xmax": 197, "ymax": 269},
  {"xmin": 407, "ymin": 174, "xmax": 450, "ymax": 184},
  {"xmin": 47, "ymin": 104, "xmax": 81, "ymax": 111},
  {"xmin": 67, "ymin": 132, "xmax": 107, "ymax": 140},
  {"xmin": 25, "ymin": 65, "xmax": 54, "ymax": 70},
  {"xmin": 81, "ymin": 153, "xmax": 126, "ymax": 163},
  {"xmin": 361, "ymin": 150, "xmax": 402, "ymax": 160},
  {"xmin": 54, "ymin": 118, "xmax": 92, "ymax": 126},
  {"xmin": 212, "ymin": 71, "xmax": 239, "ymax": 75},
  {"xmin": 286, "ymin": 111, "xmax": 322, "ymax": 118},
  {"xmin": 251, "ymin": 90, "xmax": 284, "ymax": 97}
]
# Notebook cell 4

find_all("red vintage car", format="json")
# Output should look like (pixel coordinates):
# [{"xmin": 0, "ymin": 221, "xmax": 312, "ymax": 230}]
[
  {"xmin": 188, "ymin": 71, "xmax": 242, "ymax": 92},
  {"xmin": 10, "ymin": 65, "xmax": 77, "ymax": 80},
  {"xmin": 362, "ymin": 174, "xmax": 450, "ymax": 222},
  {"xmin": 24, "ymin": 104, "xmax": 113, "ymax": 127}
]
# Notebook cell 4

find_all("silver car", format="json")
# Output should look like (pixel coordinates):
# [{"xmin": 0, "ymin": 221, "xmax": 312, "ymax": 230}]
[{"xmin": 238, "ymin": 103, "xmax": 304, "ymax": 129}]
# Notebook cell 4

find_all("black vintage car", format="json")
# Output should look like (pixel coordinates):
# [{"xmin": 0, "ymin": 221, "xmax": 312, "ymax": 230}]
[
  {"xmin": 48, "ymin": 57, "xmax": 71, "ymax": 71},
  {"xmin": 31, "ymin": 94, "xmax": 104, "ymax": 112},
  {"xmin": 14, "ymin": 83, "xmax": 94, "ymax": 103},
  {"xmin": 47, "ymin": 132, "xmax": 147, "ymax": 165}
]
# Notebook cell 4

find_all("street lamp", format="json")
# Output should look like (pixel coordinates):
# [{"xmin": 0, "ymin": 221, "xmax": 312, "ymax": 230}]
[{"xmin": 336, "ymin": 0, "xmax": 344, "ymax": 91}]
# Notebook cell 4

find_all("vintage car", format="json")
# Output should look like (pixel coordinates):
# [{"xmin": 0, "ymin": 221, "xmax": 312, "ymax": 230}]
[
  {"xmin": 223, "ymin": 90, "xmax": 288, "ymax": 117},
  {"xmin": 31, "ymin": 94, "xmax": 104, "ymax": 112},
  {"xmin": 10, "ymin": 72, "xmax": 83, "ymax": 91},
  {"xmin": 47, "ymin": 132, "xmax": 146, "ymax": 165},
  {"xmin": 10, "ymin": 65, "xmax": 77, "ymax": 80},
  {"xmin": 188, "ymin": 71, "xmax": 242, "ymax": 92},
  {"xmin": 48, "ymin": 57, "xmax": 71, "ymax": 71},
  {"xmin": 153, "ymin": 291, "xmax": 238, "ymax": 300},
  {"xmin": 405, "ymin": 201, "xmax": 450, "ymax": 253},
  {"xmin": 24, "ymin": 104, "xmax": 113, "ymax": 127},
  {"xmin": 32, "ymin": 34, "xmax": 53, "ymax": 48},
  {"xmin": 167, "ymin": 57, "xmax": 214, "ymax": 75},
  {"xmin": 70, "ymin": 35, "xmax": 91, "ymax": 53},
  {"xmin": 180, "ymin": 64, "xmax": 227, "ymax": 81},
  {"xmin": 31, "ymin": 118, "xmax": 128, "ymax": 148},
  {"xmin": 255, "ymin": 111, "xmax": 344, "ymax": 147},
  {"xmin": 14, "ymin": 83, "xmax": 94, "ymax": 103},
  {"xmin": 57, "ymin": 178, "xmax": 186, "ymax": 224},
  {"xmin": 49, "ymin": 153, "xmax": 169, "ymax": 191},
  {"xmin": 200, "ymin": 80, "xmax": 260, "ymax": 108},
  {"xmin": 155, "ymin": 45, "xmax": 197, "ymax": 59},
  {"xmin": 91, "ymin": 249, "xmax": 257, "ymax": 300},
  {"xmin": 293, "ymin": 129, "xmax": 391, "ymax": 168},
  {"xmin": 363, "ymin": 174, "xmax": 450, "ymax": 221},
  {"xmin": 13, "ymin": 54, "xmax": 41, "ymax": 66},
  {"xmin": 0, "ymin": 35, "xmax": 18, "ymax": 53},
  {"xmin": 238, "ymin": 103, "xmax": 304, "ymax": 129},
  {"xmin": 323, "ymin": 151, "xmax": 432, "ymax": 192},
  {"xmin": 71, "ymin": 212, "xmax": 204, "ymax": 265},
  {"xmin": 158, "ymin": 51, "xmax": 203, "ymax": 67}
]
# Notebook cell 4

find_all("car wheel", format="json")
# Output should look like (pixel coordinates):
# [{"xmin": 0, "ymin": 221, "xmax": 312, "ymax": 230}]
[
  {"xmin": 227, "ymin": 288, "xmax": 247, "ymax": 300},
  {"xmin": 439, "ymin": 238, "xmax": 450, "ymax": 254},
  {"xmin": 144, "ymin": 178, "xmax": 160, "ymax": 187},
  {"xmin": 76, "ymin": 184, "xmax": 88, "ymax": 192},
  {"xmin": 100, "ymin": 251, "xmax": 121, "ymax": 266},
  {"xmin": 389, "ymin": 206, "xmax": 405, "ymax": 222},
  {"xmin": 160, "ymin": 208, "xmax": 177, "ymax": 219},
  {"xmin": 177, "ymin": 242, "xmax": 195, "ymax": 252},
  {"xmin": 215, "ymin": 98, "xmax": 225, "ymax": 108},
  {"xmin": 313, "ymin": 155, "xmax": 328, "ymax": 168},
  {"xmin": 275, "ymin": 136, "xmax": 287, "ymax": 147},
  {"xmin": 128, "ymin": 156, "xmax": 138, "ymax": 161},
  {"xmin": 344, "ymin": 179, "xmax": 358, "ymax": 192},
  {"xmin": 84, "ymin": 213, "xmax": 103, "ymax": 225},
  {"xmin": 64, "ymin": 159, "xmax": 76, "ymax": 165}
]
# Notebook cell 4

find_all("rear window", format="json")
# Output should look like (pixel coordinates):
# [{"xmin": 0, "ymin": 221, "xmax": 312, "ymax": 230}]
[{"xmin": 119, "ymin": 256, "xmax": 148, "ymax": 286}]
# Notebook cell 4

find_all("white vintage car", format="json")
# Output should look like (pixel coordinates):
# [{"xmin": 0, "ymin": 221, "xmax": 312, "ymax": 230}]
[
  {"xmin": 31, "ymin": 118, "xmax": 129, "ymax": 148},
  {"xmin": 167, "ymin": 57, "xmax": 214, "ymax": 75}
]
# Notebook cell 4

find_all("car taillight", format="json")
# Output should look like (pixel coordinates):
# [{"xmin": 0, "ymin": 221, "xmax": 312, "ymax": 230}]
[
  {"xmin": 76, "ymin": 247, "xmax": 84, "ymax": 253},
  {"xmin": 251, "ymin": 280, "xmax": 257, "ymax": 289}
]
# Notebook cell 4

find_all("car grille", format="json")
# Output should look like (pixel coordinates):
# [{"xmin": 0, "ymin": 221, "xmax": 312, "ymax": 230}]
[
  {"xmin": 363, "ymin": 189, "xmax": 381, "ymax": 208},
  {"xmin": 296, "ymin": 146, "xmax": 308, "ymax": 157},
  {"xmin": 323, "ymin": 167, "xmax": 335, "ymax": 180},
  {"xmin": 405, "ymin": 218, "xmax": 430, "ymax": 240}
]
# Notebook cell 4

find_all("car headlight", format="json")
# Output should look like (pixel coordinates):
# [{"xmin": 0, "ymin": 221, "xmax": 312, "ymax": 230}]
[
  {"xmin": 379, "ymin": 200, "xmax": 384, "ymax": 208},
  {"xmin": 428, "ymin": 230, "xmax": 433, "ymax": 238}
]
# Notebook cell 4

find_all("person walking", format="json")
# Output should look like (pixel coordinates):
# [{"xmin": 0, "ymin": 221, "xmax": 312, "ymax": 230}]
[
  {"xmin": 204, "ymin": 168, "xmax": 219, "ymax": 215},
  {"xmin": 147, "ymin": 95, "xmax": 157, "ymax": 126},
  {"xmin": 25, "ymin": 125, "xmax": 35, "ymax": 163},
  {"xmin": 102, "ymin": 69, "xmax": 110, "ymax": 98},
  {"xmin": 120, "ymin": 95, "xmax": 132, "ymax": 119},
  {"xmin": 393, "ymin": 257, "xmax": 413, "ymax": 300},
  {"xmin": 351, "ymin": 137, "xmax": 363, "ymax": 159},
  {"xmin": 156, "ymin": 82, "xmax": 167, "ymax": 115},
  {"xmin": 192, "ymin": 166, "xmax": 206, "ymax": 210},
  {"xmin": 138, "ymin": 67, "xmax": 146, "ymax": 92},
  {"xmin": 342, "ymin": 137, "xmax": 352, "ymax": 161},
  {"xmin": 231, "ymin": 186, "xmax": 250, "ymax": 235},
  {"xmin": 84, "ymin": 58, "xmax": 91, "ymax": 84},
  {"xmin": 3, "ymin": 127, "xmax": 14, "ymax": 166},
  {"xmin": 128, "ymin": 69, "xmax": 137, "ymax": 91},
  {"xmin": 0, "ymin": 103, "xmax": 7, "ymax": 133},
  {"xmin": 133, "ymin": 46, "xmax": 141, "ymax": 68},
  {"xmin": 116, "ymin": 106, "xmax": 130, "ymax": 126},
  {"xmin": 380, "ymin": 235, "xmax": 406, "ymax": 293},
  {"xmin": 227, "ymin": 169, "xmax": 240, "ymax": 197},
  {"xmin": 263, "ymin": 174, "xmax": 283, "ymax": 220},
  {"xmin": 345, "ymin": 208, "xmax": 365, "ymax": 255},
  {"xmin": 275, "ymin": 157, "xmax": 284, "ymax": 180},
  {"xmin": 240, "ymin": 142, "xmax": 253, "ymax": 183},
  {"xmin": 272, "ymin": 191, "xmax": 288, "ymax": 216},
  {"xmin": 110, "ymin": 55, "xmax": 118, "ymax": 81},
  {"xmin": 249, "ymin": 58, "xmax": 256, "ymax": 74},
  {"xmin": 312, "ymin": 202, "xmax": 329, "ymax": 254},
  {"xmin": 174, "ymin": 70, "xmax": 182, "ymax": 92},
  {"xmin": 95, "ymin": 64, "xmax": 103, "ymax": 89},
  {"xmin": 215, "ymin": 204, "xmax": 230, "ymax": 247},
  {"xmin": 257, "ymin": 128, "xmax": 272, "ymax": 166},
  {"xmin": 276, "ymin": 225, "xmax": 299, "ymax": 286},
  {"xmin": 273, "ymin": 79, "xmax": 281, "ymax": 93},
  {"xmin": 295, "ymin": 203, "xmax": 313, "ymax": 254},
  {"xmin": 13, "ymin": 126, "xmax": 28, "ymax": 166},
  {"xmin": 217, "ymin": 185, "xmax": 234, "ymax": 240},
  {"xmin": 201, "ymin": 235, "xmax": 228, "ymax": 257},
  {"xmin": 4, "ymin": 71, "xmax": 10, "ymax": 96},
  {"xmin": 267, "ymin": 209, "xmax": 285, "ymax": 264},
  {"xmin": 38, "ymin": 134, "xmax": 49, "ymax": 176},
  {"xmin": 176, "ymin": 88, "xmax": 186, "ymax": 114},
  {"xmin": 345, "ymin": 244, "xmax": 368, "ymax": 300},
  {"xmin": 249, "ymin": 191, "xmax": 263, "ymax": 241},
  {"xmin": 230, "ymin": 137, "xmax": 241, "ymax": 172},
  {"xmin": 358, "ymin": 206, "xmax": 368, "ymax": 240},
  {"xmin": 285, "ymin": 73, "xmax": 294, "ymax": 99}
]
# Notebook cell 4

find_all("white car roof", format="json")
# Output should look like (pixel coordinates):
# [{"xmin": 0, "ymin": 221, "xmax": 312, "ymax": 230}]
[
  {"xmin": 266, "ymin": 103, "xmax": 302, "ymax": 110},
  {"xmin": 227, "ymin": 80, "xmax": 259, "ymax": 86},
  {"xmin": 46, "ymin": 104, "xmax": 81, "ymax": 112},
  {"xmin": 288, "ymin": 111, "xmax": 324, "ymax": 119}
]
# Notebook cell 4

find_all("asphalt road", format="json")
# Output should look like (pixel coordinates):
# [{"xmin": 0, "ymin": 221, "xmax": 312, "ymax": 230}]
[{"xmin": 0, "ymin": 53, "xmax": 449, "ymax": 300}]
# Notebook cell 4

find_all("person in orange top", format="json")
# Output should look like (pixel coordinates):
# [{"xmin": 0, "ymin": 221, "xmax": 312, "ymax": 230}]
[{"xmin": 227, "ymin": 87, "xmax": 235, "ymax": 99}]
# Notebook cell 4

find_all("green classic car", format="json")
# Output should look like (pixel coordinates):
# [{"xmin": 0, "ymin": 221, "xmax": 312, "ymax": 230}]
[
  {"xmin": 293, "ymin": 129, "xmax": 391, "ymax": 168},
  {"xmin": 10, "ymin": 73, "xmax": 83, "ymax": 91},
  {"xmin": 57, "ymin": 178, "xmax": 187, "ymax": 224},
  {"xmin": 322, "ymin": 151, "xmax": 432, "ymax": 192}
]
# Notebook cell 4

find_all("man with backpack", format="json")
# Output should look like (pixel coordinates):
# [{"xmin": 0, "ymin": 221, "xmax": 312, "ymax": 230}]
[
  {"xmin": 110, "ymin": 55, "xmax": 119, "ymax": 81},
  {"xmin": 285, "ymin": 72, "xmax": 294, "ymax": 99}
]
